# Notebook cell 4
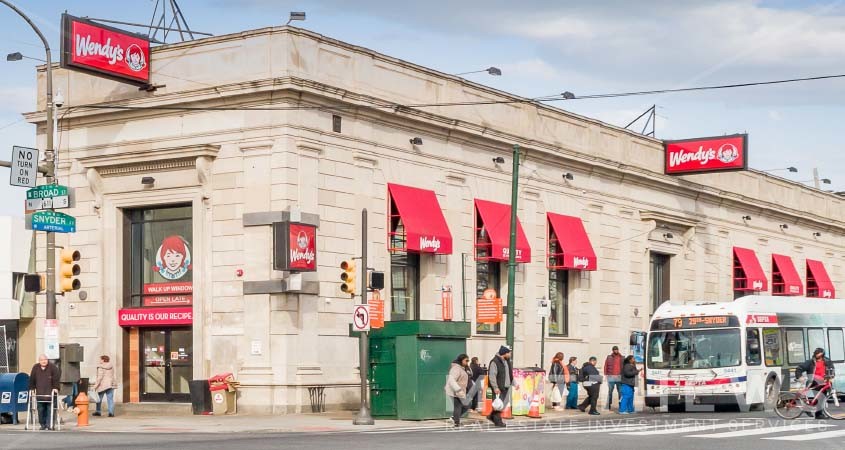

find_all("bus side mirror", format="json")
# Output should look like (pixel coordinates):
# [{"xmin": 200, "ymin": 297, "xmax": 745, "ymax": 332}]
[{"xmin": 629, "ymin": 334, "xmax": 638, "ymax": 346}]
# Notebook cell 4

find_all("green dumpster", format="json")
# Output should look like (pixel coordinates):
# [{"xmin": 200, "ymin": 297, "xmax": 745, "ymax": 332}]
[{"xmin": 369, "ymin": 320, "xmax": 470, "ymax": 420}]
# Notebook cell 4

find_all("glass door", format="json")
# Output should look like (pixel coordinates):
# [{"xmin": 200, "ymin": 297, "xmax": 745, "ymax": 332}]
[{"xmin": 141, "ymin": 328, "xmax": 192, "ymax": 402}]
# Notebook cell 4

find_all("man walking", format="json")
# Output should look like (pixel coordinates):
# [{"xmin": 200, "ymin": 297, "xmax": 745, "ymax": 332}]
[
  {"xmin": 578, "ymin": 356, "xmax": 603, "ymax": 415},
  {"xmin": 28, "ymin": 354, "xmax": 60, "ymax": 430},
  {"xmin": 487, "ymin": 345, "xmax": 512, "ymax": 428},
  {"xmin": 604, "ymin": 345, "xmax": 623, "ymax": 411}
]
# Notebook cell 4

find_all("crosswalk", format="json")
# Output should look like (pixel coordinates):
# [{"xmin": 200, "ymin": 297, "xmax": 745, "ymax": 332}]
[{"xmin": 346, "ymin": 418, "xmax": 845, "ymax": 441}]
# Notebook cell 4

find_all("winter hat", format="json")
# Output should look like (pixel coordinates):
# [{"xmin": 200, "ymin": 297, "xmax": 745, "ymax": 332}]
[{"xmin": 498, "ymin": 345, "xmax": 512, "ymax": 356}]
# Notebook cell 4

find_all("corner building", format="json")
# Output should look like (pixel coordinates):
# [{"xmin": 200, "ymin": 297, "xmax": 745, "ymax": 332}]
[{"xmin": 26, "ymin": 27, "xmax": 844, "ymax": 412}]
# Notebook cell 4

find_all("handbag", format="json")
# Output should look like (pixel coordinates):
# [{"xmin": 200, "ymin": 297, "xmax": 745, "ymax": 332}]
[
  {"xmin": 550, "ymin": 387, "xmax": 563, "ymax": 403},
  {"xmin": 88, "ymin": 389, "xmax": 100, "ymax": 403},
  {"xmin": 492, "ymin": 395, "xmax": 504, "ymax": 411}
]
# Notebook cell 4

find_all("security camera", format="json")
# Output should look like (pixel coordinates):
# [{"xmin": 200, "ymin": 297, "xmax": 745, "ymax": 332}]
[{"xmin": 54, "ymin": 89, "xmax": 64, "ymax": 108}]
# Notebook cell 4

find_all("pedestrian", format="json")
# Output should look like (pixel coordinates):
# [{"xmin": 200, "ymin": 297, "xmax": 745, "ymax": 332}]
[
  {"xmin": 565, "ymin": 356, "xmax": 580, "ymax": 409},
  {"xmin": 28, "ymin": 354, "xmax": 60, "ymax": 430},
  {"xmin": 604, "ymin": 345, "xmax": 623, "ymax": 411},
  {"xmin": 548, "ymin": 352, "xmax": 567, "ymax": 411},
  {"xmin": 469, "ymin": 357, "xmax": 484, "ymax": 412},
  {"xmin": 487, "ymin": 345, "xmax": 512, "ymax": 428},
  {"xmin": 578, "ymin": 356, "xmax": 602, "ymax": 416},
  {"xmin": 444, "ymin": 353, "xmax": 472, "ymax": 427},
  {"xmin": 93, "ymin": 355, "xmax": 116, "ymax": 417},
  {"xmin": 619, "ymin": 355, "xmax": 640, "ymax": 414}
]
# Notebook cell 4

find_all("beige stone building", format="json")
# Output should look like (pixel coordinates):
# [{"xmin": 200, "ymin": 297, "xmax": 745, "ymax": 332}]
[{"xmin": 19, "ymin": 26, "xmax": 843, "ymax": 412}]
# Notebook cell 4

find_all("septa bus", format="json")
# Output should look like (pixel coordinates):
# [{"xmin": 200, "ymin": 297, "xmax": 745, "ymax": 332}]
[{"xmin": 636, "ymin": 295, "xmax": 845, "ymax": 411}]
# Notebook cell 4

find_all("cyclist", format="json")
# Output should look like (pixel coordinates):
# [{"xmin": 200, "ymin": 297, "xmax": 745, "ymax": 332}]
[{"xmin": 795, "ymin": 347, "xmax": 835, "ymax": 419}]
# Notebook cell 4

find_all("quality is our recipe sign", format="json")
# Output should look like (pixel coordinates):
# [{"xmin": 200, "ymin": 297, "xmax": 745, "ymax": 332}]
[{"xmin": 118, "ymin": 307, "xmax": 192, "ymax": 327}]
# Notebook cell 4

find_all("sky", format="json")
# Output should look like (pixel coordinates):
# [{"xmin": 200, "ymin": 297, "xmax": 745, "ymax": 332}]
[{"xmin": 1, "ymin": 0, "xmax": 844, "ymax": 217}]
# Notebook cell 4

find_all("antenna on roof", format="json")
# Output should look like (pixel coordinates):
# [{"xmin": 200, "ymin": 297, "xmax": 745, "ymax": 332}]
[{"xmin": 85, "ymin": 0, "xmax": 212, "ymax": 45}]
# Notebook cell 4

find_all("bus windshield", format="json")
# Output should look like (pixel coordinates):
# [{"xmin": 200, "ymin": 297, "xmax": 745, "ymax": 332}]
[{"xmin": 648, "ymin": 328, "xmax": 741, "ymax": 370}]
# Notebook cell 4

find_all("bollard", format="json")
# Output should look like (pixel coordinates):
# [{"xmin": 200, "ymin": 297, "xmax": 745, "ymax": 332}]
[{"xmin": 75, "ymin": 391, "xmax": 89, "ymax": 427}]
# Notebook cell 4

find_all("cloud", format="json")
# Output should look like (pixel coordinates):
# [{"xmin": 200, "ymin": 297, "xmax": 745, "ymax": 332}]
[{"xmin": 0, "ymin": 87, "xmax": 36, "ymax": 114}]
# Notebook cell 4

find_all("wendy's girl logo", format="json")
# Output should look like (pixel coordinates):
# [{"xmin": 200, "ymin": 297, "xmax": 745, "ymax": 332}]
[{"xmin": 154, "ymin": 235, "xmax": 192, "ymax": 280}]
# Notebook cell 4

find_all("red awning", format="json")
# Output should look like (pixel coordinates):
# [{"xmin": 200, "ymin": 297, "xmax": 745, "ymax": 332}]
[
  {"xmin": 387, "ymin": 183, "xmax": 452, "ymax": 254},
  {"xmin": 807, "ymin": 259, "xmax": 836, "ymax": 299},
  {"xmin": 772, "ymin": 254, "xmax": 803, "ymax": 296},
  {"xmin": 733, "ymin": 247, "xmax": 767, "ymax": 292},
  {"xmin": 547, "ymin": 213, "xmax": 597, "ymax": 271},
  {"xmin": 474, "ymin": 199, "xmax": 531, "ymax": 263}
]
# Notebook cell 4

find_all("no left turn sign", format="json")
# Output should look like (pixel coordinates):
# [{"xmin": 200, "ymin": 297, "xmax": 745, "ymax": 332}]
[{"xmin": 352, "ymin": 304, "xmax": 370, "ymax": 331}]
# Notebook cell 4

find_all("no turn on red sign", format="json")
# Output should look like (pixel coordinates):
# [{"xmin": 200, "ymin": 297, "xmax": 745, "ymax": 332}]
[{"xmin": 352, "ymin": 304, "xmax": 370, "ymax": 332}]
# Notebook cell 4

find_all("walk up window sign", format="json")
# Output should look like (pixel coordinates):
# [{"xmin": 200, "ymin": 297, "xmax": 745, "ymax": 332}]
[
  {"xmin": 664, "ymin": 134, "xmax": 748, "ymax": 175},
  {"xmin": 60, "ymin": 14, "xmax": 151, "ymax": 86}
]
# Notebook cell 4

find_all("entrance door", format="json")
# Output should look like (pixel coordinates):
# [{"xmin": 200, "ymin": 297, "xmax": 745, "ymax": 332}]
[{"xmin": 141, "ymin": 328, "xmax": 192, "ymax": 402}]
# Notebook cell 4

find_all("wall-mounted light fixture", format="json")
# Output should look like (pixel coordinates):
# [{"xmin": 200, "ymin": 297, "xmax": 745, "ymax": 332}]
[
  {"xmin": 141, "ymin": 176, "xmax": 155, "ymax": 186},
  {"xmin": 409, "ymin": 137, "xmax": 423, "ymax": 145},
  {"xmin": 813, "ymin": 232, "xmax": 822, "ymax": 237},
  {"xmin": 742, "ymin": 215, "xmax": 752, "ymax": 221},
  {"xmin": 492, "ymin": 156, "xmax": 505, "ymax": 164},
  {"xmin": 779, "ymin": 224, "xmax": 789, "ymax": 230},
  {"xmin": 663, "ymin": 232, "xmax": 674, "ymax": 239},
  {"xmin": 562, "ymin": 172, "xmax": 574, "ymax": 181}
]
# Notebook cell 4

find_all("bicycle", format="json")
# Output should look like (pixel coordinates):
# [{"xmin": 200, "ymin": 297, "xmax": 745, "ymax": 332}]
[{"xmin": 775, "ymin": 376, "xmax": 845, "ymax": 420}]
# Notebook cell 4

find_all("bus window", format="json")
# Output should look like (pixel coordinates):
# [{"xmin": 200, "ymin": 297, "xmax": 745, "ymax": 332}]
[
  {"xmin": 829, "ymin": 329, "xmax": 845, "ymax": 362},
  {"xmin": 786, "ymin": 329, "xmax": 806, "ymax": 365},
  {"xmin": 808, "ymin": 328, "xmax": 825, "ymax": 355},
  {"xmin": 762, "ymin": 328, "xmax": 782, "ymax": 366},
  {"xmin": 746, "ymin": 328, "xmax": 762, "ymax": 366}
]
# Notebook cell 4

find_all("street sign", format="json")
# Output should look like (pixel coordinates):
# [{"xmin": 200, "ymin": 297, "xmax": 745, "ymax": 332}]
[
  {"xmin": 31, "ymin": 211, "xmax": 76, "ymax": 233},
  {"xmin": 44, "ymin": 319, "xmax": 59, "ymax": 359},
  {"xmin": 537, "ymin": 298, "xmax": 550, "ymax": 319},
  {"xmin": 352, "ymin": 304, "xmax": 370, "ymax": 332},
  {"xmin": 26, "ymin": 185, "xmax": 70, "ymax": 210},
  {"xmin": 369, "ymin": 291, "xmax": 384, "ymax": 329},
  {"xmin": 9, "ymin": 146, "xmax": 39, "ymax": 187}
]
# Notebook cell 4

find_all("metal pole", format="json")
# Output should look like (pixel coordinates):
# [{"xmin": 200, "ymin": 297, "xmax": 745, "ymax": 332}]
[
  {"xmin": 505, "ymin": 144, "xmax": 520, "ymax": 352},
  {"xmin": 354, "ymin": 208, "xmax": 374, "ymax": 425},
  {"xmin": 540, "ymin": 316, "xmax": 545, "ymax": 368},
  {"xmin": 461, "ymin": 253, "xmax": 467, "ymax": 321},
  {"xmin": 1, "ymin": 1, "xmax": 56, "ymax": 321},
  {"xmin": 813, "ymin": 167, "xmax": 820, "ymax": 190}
]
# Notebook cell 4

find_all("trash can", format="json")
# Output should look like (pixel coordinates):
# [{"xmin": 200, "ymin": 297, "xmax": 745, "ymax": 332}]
[
  {"xmin": 0, "ymin": 373, "xmax": 30, "ymax": 425},
  {"xmin": 189, "ymin": 380, "xmax": 212, "ymax": 415},
  {"xmin": 209, "ymin": 373, "xmax": 239, "ymax": 415}
]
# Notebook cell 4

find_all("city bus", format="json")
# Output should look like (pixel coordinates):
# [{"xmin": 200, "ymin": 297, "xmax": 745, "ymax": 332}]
[{"xmin": 638, "ymin": 295, "xmax": 845, "ymax": 412}]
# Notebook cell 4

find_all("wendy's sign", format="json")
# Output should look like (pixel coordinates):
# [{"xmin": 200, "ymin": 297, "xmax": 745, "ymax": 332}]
[
  {"xmin": 664, "ymin": 134, "xmax": 748, "ymax": 175},
  {"xmin": 61, "ymin": 14, "xmax": 151, "ymax": 86},
  {"xmin": 273, "ymin": 222, "xmax": 318, "ymax": 272}
]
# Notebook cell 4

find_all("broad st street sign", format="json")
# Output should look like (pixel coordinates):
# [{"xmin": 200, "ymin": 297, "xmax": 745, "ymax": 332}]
[
  {"xmin": 31, "ymin": 211, "xmax": 76, "ymax": 233},
  {"xmin": 9, "ymin": 146, "xmax": 39, "ymax": 188},
  {"xmin": 26, "ymin": 185, "xmax": 70, "ymax": 210}
]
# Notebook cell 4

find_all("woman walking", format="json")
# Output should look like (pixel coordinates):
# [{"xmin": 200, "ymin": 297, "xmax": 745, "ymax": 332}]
[
  {"xmin": 619, "ymin": 355, "xmax": 640, "ymax": 414},
  {"xmin": 444, "ymin": 353, "xmax": 472, "ymax": 427},
  {"xmin": 548, "ymin": 352, "xmax": 567, "ymax": 411},
  {"xmin": 565, "ymin": 356, "xmax": 580, "ymax": 410},
  {"xmin": 93, "ymin": 355, "xmax": 116, "ymax": 417}
]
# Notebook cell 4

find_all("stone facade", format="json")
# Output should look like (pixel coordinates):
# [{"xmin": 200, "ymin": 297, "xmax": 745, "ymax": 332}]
[{"xmin": 23, "ymin": 26, "xmax": 844, "ymax": 412}]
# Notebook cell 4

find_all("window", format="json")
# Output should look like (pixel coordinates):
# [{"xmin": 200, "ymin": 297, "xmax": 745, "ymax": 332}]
[
  {"xmin": 11, "ymin": 272, "xmax": 25, "ymax": 301},
  {"xmin": 390, "ymin": 252, "xmax": 420, "ymax": 321},
  {"xmin": 786, "ymin": 329, "xmax": 806, "ymax": 365},
  {"xmin": 548, "ymin": 270, "xmax": 569, "ymax": 336},
  {"xmin": 762, "ymin": 328, "xmax": 782, "ymax": 366},
  {"xmin": 647, "ymin": 329, "xmax": 741, "ymax": 369},
  {"xmin": 476, "ymin": 259, "xmax": 501, "ymax": 334},
  {"xmin": 332, "ymin": 115, "xmax": 342, "ymax": 133},
  {"xmin": 746, "ymin": 328, "xmax": 762, "ymax": 366},
  {"xmin": 125, "ymin": 205, "xmax": 193, "ymax": 308},
  {"xmin": 649, "ymin": 253, "xmax": 671, "ymax": 314},
  {"xmin": 828, "ymin": 329, "xmax": 845, "ymax": 362},
  {"xmin": 808, "ymin": 328, "xmax": 825, "ymax": 357}
]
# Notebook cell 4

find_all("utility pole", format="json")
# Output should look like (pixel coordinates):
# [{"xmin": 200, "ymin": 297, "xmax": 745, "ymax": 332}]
[
  {"xmin": 353, "ymin": 208, "xmax": 374, "ymax": 425},
  {"xmin": 1, "ymin": 1, "xmax": 57, "ymax": 322},
  {"xmin": 505, "ymin": 144, "xmax": 520, "ymax": 352}
]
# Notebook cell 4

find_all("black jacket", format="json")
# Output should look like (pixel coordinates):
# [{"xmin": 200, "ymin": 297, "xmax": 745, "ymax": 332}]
[
  {"xmin": 567, "ymin": 364, "xmax": 580, "ymax": 384},
  {"xmin": 621, "ymin": 362, "xmax": 640, "ymax": 387},
  {"xmin": 29, "ymin": 363, "xmax": 61, "ymax": 399},
  {"xmin": 489, "ymin": 355, "xmax": 512, "ymax": 391},
  {"xmin": 549, "ymin": 361, "xmax": 564, "ymax": 383},
  {"xmin": 470, "ymin": 362, "xmax": 484, "ymax": 381},
  {"xmin": 580, "ymin": 362, "xmax": 601, "ymax": 384},
  {"xmin": 795, "ymin": 357, "xmax": 835, "ymax": 380}
]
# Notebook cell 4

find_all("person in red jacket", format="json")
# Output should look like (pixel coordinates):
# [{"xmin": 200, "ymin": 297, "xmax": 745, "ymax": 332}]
[{"xmin": 604, "ymin": 346, "xmax": 623, "ymax": 411}]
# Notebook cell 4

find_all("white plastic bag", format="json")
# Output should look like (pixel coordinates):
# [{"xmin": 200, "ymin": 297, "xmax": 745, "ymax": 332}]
[
  {"xmin": 550, "ymin": 387, "xmax": 563, "ymax": 404},
  {"xmin": 88, "ymin": 390, "xmax": 100, "ymax": 404},
  {"xmin": 492, "ymin": 395, "xmax": 504, "ymax": 411}
]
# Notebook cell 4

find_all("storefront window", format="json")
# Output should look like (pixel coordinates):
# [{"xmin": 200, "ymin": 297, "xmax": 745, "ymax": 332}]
[
  {"xmin": 548, "ymin": 270, "xmax": 569, "ymax": 336},
  {"xmin": 476, "ymin": 258, "xmax": 501, "ymax": 334},
  {"xmin": 390, "ymin": 250, "xmax": 420, "ymax": 321},
  {"xmin": 125, "ymin": 205, "xmax": 193, "ymax": 308}
]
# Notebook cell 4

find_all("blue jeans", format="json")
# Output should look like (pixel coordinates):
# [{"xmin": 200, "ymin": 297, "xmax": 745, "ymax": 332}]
[
  {"xmin": 96, "ymin": 388, "xmax": 115, "ymax": 415},
  {"xmin": 36, "ymin": 397, "xmax": 54, "ymax": 429},
  {"xmin": 566, "ymin": 382, "xmax": 579, "ymax": 409},
  {"xmin": 619, "ymin": 384, "xmax": 635, "ymax": 413},
  {"xmin": 606, "ymin": 379, "xmax": 621, "ymax": 409}
]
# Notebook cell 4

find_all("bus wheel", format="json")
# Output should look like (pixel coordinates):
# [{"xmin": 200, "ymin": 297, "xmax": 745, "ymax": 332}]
[
  {"xmin": 763, "ymin": 377, "xmax": 780, "ymax": 411},
  {"xmin": 668, "ymin": 403, "xmax": 686, "ymax": 413}
]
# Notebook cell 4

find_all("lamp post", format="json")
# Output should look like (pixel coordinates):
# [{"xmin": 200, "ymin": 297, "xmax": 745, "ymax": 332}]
[
  {"xmin": 455, "ymin": 67, "xmax": 502, "ymax": 76},
  {"xmin": 2, "ymin": 0, "xmax": 57, "ymax": 322},
  {"xmin": 505, "ymin": 144, "xmax": 520, "ymax": 351}
]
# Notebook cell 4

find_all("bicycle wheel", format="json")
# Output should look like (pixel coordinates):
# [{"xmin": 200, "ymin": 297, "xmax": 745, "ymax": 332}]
[
  {"xmin": 823, "ymin": 390, "xmax": 845, "ymax": 420},
  {"xmin": 775, "ymin": 392, "xmax": 805, "ymax": 420}
]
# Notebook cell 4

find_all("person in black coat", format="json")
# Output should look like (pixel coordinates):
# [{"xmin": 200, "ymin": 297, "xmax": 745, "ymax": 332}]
[
  {"xmin": 28, "ymin": 354, "xmax": 60, "ymax": 430},
  {"xmin": 577, "ymin": 357, "xmax": 602, "ymax": 415},
  {"xmin": 469, "ymin": 357, "xmax": 484, "ymax": 411}
]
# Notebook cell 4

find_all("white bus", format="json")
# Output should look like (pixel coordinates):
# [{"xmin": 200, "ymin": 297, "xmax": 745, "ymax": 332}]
[{"xmin": 638, "ymin": 295, "xmax": 845, "ymax": 412}]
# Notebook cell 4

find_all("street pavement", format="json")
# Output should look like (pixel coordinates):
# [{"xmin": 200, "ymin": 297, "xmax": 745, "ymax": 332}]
[{"xmin": 1, "ymin": 411, "xmax": 844, "ymax": 449}]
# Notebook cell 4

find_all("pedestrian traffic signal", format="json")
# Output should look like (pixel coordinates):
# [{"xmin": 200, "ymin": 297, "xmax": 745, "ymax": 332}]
[
  {"xmin": 60, "ymin": 248, "xmax": 81, "ymax": 292},
  {"xmin": 23, "ymin": 273, "xmax": 45, "ymax": 293},
  {"xmin": 340, "ymin": 260, "xmax": 356, "ymax": 295}
]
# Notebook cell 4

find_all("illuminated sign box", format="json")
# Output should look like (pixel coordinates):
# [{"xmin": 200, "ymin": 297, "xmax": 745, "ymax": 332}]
[{"xmin": 664, "ymin": 134, "xmax": 748, "ymax": 175}]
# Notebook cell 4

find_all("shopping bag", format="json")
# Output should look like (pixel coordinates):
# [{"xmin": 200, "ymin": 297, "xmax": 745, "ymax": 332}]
[
  {"xmin": 88, "ymin": 390, "xmax": 100, "ymax": 404},
  {"xmin": 492, "ymin": 395, "xmax": 504, "ymax": 411},
  {"xmin": 550, "ymin": 387, "xmax": 562, "ymax": 404}
]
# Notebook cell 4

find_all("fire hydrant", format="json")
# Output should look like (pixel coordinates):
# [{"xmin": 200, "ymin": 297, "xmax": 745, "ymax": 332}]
[{"xmin": 74, "ymin": 391, "xmax": 89, "ymax": 427}]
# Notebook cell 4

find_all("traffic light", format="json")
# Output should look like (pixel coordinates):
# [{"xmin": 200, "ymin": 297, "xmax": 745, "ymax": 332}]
[
  {"xmin": 60, "ymin": 248, "xmax": 81, "ymax": 292},
  {"xmin": 23, "ymin": 274, "xmax": 45, "ymax": 293},
  {"xmin": 340, "ymin": 260, "xmax": 356, "ymax": 295}
]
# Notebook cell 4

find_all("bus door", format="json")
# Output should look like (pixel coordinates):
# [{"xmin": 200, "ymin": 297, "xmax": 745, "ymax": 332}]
[{"xmin": 745, "ymin": 328, "xmax": 765, "ymax": 404}]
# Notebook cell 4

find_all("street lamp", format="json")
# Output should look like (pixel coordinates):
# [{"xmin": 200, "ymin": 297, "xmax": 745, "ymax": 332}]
[
  {"xmin": 6, "ymin": 51, "xmax": 45, "ymax": 62},
  {"xmin": 286, "ymin": 11, "xmax": 306, "ymax": 25},
  {"xmin": 762, "ymin": 167, "xmax": 798, "ymax": 173},
  {"xmin": 455, "ymin": 66, "xmax": 502, "ymax": 76}
]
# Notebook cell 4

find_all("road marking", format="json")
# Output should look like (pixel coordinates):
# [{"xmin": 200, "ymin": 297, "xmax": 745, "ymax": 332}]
[
  {"xmin": 614, "ymin": 422, "xmax": 757, "ymax": 435},
  {"xmin": 688, "ymin": 423, "xmax": 833, "ymax": 438},
  {"xmin": 763, "ymin": 428, "xmax": 845, "ymax": 441},
  {"xmin": 545, "ymin": 424, "xmax": 654, "ymax": 434}
]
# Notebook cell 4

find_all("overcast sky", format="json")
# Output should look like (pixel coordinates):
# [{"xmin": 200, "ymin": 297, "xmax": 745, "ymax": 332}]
[{"xmin": 2, "ymin": 0, "xmax": 844, "ymax": 217}]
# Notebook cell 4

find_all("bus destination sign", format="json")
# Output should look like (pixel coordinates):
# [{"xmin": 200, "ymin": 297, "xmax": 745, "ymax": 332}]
[{"xmin": 651, "ymin": 315, "xmax": 740, "ymax": 331}]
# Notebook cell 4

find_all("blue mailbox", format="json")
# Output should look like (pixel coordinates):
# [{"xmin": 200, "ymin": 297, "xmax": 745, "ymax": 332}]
[{"xmin": 0, "ymin": 373, "xmax": 30, "ymax": 424}]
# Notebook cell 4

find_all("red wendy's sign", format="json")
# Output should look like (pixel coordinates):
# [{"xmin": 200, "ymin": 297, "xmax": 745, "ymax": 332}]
[
  {"xmin": 61, "ymin": 14, "xmax": 151, "ymax": 86},
  {"xmin": 664, "ymin": 134, "xmax": 748, "ymax": 175},
  {"xmin": 118, "ymin": 307, "xmax": 192, "ymax": 327},
  {"xmin": 273, "ymin": 222, "xmax": 317, "ymax": 272}
]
